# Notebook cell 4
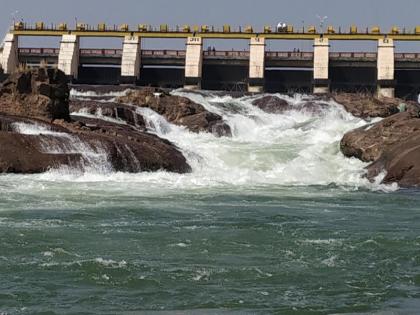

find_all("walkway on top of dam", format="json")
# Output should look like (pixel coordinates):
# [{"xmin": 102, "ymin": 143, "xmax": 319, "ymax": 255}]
[{"xmin": 10, "ymin": 23, "xmax": 420, "ymax": 41}]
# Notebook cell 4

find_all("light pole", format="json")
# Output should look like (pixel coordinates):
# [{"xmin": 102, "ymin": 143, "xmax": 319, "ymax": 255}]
[
  {"xmin": 11, "ymin": 10, "xmax": 19, "ymax": 26},
  {"xmin": 316, "ymin": 15, "xmax": 328, "ymax": 34}
]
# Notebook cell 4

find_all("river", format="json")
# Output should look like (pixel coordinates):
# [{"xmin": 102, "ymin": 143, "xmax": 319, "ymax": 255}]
[{"xmin": 1, "ymin": 90, "xmax": 419, "ymax": 314}]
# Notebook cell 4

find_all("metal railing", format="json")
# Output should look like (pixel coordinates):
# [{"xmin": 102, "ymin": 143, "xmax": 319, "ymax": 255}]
[{"xmin": 17, "ymin": 48, "xmax": 420, "ymax": 60}]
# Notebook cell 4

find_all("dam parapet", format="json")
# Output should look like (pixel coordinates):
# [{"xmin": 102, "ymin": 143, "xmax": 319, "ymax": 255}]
[{"xmin": 3, "ymin": 22, "xmax": 420, "ymax": 97}]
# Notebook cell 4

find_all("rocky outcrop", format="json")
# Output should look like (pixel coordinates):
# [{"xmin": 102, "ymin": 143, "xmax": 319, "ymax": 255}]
[
  {"xmin": 339, "ymin": 93, "xmax": 420, "ymax": 187},
  {"xmin": 0, "ymin": 130, "xmax": 82, "ymax": 174},
  {"xmin": 251, "ymin": 95, "xmax": 330, "ymax": 114},
  {"xmin": 116, "ymin": 89, "xmax": 231, "ymax": 137},
  {"xmin": 366, "ymin": 131, "xmax": 420, "ymax": 187},
  {"xmin": 252, "ymin": 96, "xmax": 290, "ymax": 113},
  {"xmin": 0, "ymin": 69, "xmax": 191, "ymax": 174},
  {"xmin": 341, "ymin": 110, "xmax": 420, "ymax": 162},
  {"xmin": 0, "ymin": 67, "xmax": 70, "ymax": 121},
  {"xmin": 70, "ymin": 100, "xmax": 146, "ymax": 129},
  {"xmin": 333, "ymin": 93, "xmax": 401, "ymax": 118}
]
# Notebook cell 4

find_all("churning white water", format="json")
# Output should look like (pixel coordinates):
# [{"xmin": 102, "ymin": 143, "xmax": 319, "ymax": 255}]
[
  {"xmin": 12, "ymin": 122, "xmax": 112, "ymax": 173},
  {"xmin": 35, "ymin": 89, "xmax": 397, "ymax": 191}
]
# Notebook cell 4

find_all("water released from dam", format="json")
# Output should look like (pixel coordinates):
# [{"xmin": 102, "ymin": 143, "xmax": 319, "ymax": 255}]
[{"xmin": 1, "ymin": 90, "xmax": 420, "ymax": 314}]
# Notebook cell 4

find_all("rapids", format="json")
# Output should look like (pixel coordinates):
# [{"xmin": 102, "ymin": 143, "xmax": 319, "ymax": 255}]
[
  {"xmin": 64, "ymin": 89, "xmax": 395, "ymax": 191},
  {"xmin": 3, "ymin": 89, "xmax": 416, "ymax": 315}
]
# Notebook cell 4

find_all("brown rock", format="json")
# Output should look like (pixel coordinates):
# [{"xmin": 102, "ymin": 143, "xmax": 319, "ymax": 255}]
[
  {"xmin": 333, "ymin": 93, "xmax": 401, "ymax": 118},
  {"xmin": 251, "ymin": 96, "xmax": 290, "ymax": 113},
  {"xmin": 0, "ymin": 132, "xmax": 83, "ymax": 173},
  {"xmin": 70, "ymin": 100, "xmax": 146, "ymax": 129},
  {"xmin": 0, "ymin": 69, "xmax": 192, "ymax": 174},
  {"xmin": 340, "ymin": 111, "xmax": 420, "ymax": 162},
  {"xmin": 0, "ymin": 113, "xmax": 191, "ymax": 174},
  {"xmin": 116, "ymin": 89, "xmax": 231, "ymax": 137},
  {"xmin": 0, "ymin": 68, "xmax": 70, "ymax": 121},
  {"xmin": 366, "ymin": 131, "xmax": 420, "ymax": 187}
]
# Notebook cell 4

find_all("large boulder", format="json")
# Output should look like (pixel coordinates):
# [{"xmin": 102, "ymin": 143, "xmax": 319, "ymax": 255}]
[
  {"xmin": 340, "ymin": 110, "xmax": 420, "ymax": 162},
  {"xmin": 0, "ymin": 68, "xmax": 70, "ymax": 121},
  {"xmin": 366, "ymin": 131, "xmax": 420, "ymax": 187},
  {"xmin": 70, "ymin": 100, "xmax": 146, "ymax": 129},
  {"xmin": 338, "ymin": 94, "xmax": 420, "ymax": 187},
  {"xmin": 251, "ymin": 95, "xmax": 290, "ymax": 113},
  {"xmin": 0, "ymin": 69, "xmax": 191, "ymax": 174},
  {"xmin": 251, "ymin": 95, "xmax": 330, "ymax": 115},
  {"xmin": 0, "ymin": 114, "xmax": 190, "ymax": 174},
  {"xmin": 116, "ymin": 89, "xmax": 231, "ymax": 137}
]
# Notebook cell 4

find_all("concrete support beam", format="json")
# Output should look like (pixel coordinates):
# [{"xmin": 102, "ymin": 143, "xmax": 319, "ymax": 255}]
[
  {"xmin": 313, "ymin": 38, "xmax": 330, "ymax": 94},
  {"xmin": 248, "ymin": 37, "xmax": 265, "ymax": 93},
  {"xmin": 184, "ymin": 37, "xmax": 203, "ymax": 90},
  {"xmin": 0, "ymin": 34, "xmax": 18, "ymax": 74},
  {"xmin": 121, "ymin": 36, "xmax": 141, "ymax": 85},
  {"xmin": 377, "ymin": 38, "xmax": 395, "ymax": 98},
  {"xmin": 58, "ymin": 34, "xmax": 79, "ymax": 81}
]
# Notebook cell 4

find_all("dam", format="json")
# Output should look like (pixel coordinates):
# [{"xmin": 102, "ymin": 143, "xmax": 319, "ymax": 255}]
[{"xmin": 2, "ymin": 22, "xmax": 420, "ymax": 97}]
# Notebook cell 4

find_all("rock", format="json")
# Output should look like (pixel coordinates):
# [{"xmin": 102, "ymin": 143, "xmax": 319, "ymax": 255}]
[
  {"xmin": 366, "ymin": 131, "xmax": 420, "ymax": 187},
  {"xmin": 0, "ymin": 69, "xmax": 192, "ymax": 174},
  {"xmin": 0, "ymin": 132, "xmax": 84, "ymax": 173},
  {"xmin": 251, "ymin": 95, "xmax": 330, "ymax": 115},
  {"xmin": 0, "ymin": 68, "xmax": 70, "ymax": 121},
  {"xmin": 340, "ymin": 110, "xmax": 420, "ymax": 162},
  {"xmin": 252, "ymin": 96, "xmax": 290, "ymax": 113},
  {"xmin": 333, "ymin": 93, "xmax": 401, "ymax": 118},
  {"xmin": 0, "ymin": 113, "xmax": 190, "ymax": 174},
  {"xmin": 58, "ymin": 116, "xmax": 191, "ymax": 173},
  {"xmin": 116, "ymin": 88, "xmax": 231, "ymax": 137},
  {"xmin": 338, "ymin": 94, "xmax": 420, "ymax": 187},
  {"xmin": 70, "ymin": 100, "xmax": 146, "ymax": 129}
]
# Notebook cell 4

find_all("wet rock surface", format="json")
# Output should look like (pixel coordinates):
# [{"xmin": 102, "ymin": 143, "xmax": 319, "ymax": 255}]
[
  {"xmin": 251, "ymin": 95, "xmax": 330, "ymax": 114},
  {"xmin": 341, "ymin": 111, "xmax": 420, "ymax": 162},
  {"xmin": 252, "ymin": 96, "xmax": 290, "ymax": 113},
  {"xmin": 366, "ymin": 131, "xmax": 420, "ymax": 187},
  {"xmin": 333, "ymin": 93, "xmax": 402, "ymax": 118},
  {"xmin": 116, "ymin": 89, "xmax": 232, "ymax": 137},
  {"xmin": 338, "ymin": 93, "xmax": 420, "ymax": 187},
  {"xmin": 70, "ymin": 100, "xmax": 146, "ymax": 130},
  {"xmin": 0, "ymin": 69, "xmax": 191, "ymax": 174}
]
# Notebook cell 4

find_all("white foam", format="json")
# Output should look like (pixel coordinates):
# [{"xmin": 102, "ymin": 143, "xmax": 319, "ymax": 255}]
[
  {"xmin": 3, "ymin": 91, "xmax": 399, "ymax": 192},
  {"xmin": 12, "ymin": 122, "xmax": 70, "ymax": 137},
  {"xmin": 13, "ymin": 122, "xmax": 112, "ymax": 173},
  {"xmin": 70, "ymin": 88, "xmax": 130, "ymax": 99}
]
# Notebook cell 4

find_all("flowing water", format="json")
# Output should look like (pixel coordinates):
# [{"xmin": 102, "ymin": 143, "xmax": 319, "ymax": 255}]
[{"xmin": 1, "ymin": 90, "xmax": 420, "ymax": 314}]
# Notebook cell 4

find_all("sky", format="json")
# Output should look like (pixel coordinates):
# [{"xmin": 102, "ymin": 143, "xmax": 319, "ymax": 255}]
[{"xmin": 1, "ymin": 0, "xmax": 420, "ymax": 51}]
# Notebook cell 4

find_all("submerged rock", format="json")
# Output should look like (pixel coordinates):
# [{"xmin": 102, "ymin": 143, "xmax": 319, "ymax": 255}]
[
  {"xmin": 251, "ymin": 96, "xmax": 290, "ymax": 113},
  {"xmin": 116, "ymin": 89, "xmax": 231, "ymax": 137},
  {"xmin": 0, "ymin": 69, "xmax": 191, "ymax": 174},
  {"xmin": 251, "ymin": 95, "xmax": 330, "ymax": 114}
]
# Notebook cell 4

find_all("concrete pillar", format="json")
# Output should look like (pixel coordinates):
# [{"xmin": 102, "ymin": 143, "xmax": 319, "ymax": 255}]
[
  {"xmin": 248, "ymin": 37, "xmax": 265, "ymax": 93},
  {"xmin": 184, "ymin": 37, "xmax": 203, "ymax": 90},
  {"xmin": 58, "ymin": 34, "xmax": 79, "ymax": 81},
  {"xmin": 313, "ymin": 37, "xmax": 330, "ymax": 94},
  {"xmin": 0, "ymin": 33, "xmax": 18, "ymax": 74},
  {"xmin": 121, "ymin": 36, "xmax": 141, "ymax": 85},
  {"xmin": 377, "ymin": 38, "xmax": 395, "ymax": 98}
]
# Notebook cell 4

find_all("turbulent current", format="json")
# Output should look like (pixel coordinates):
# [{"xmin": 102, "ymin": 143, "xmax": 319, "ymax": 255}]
[{"xmin": 1, "ymin": 90, "xmax": 420, "ymax": 314}]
